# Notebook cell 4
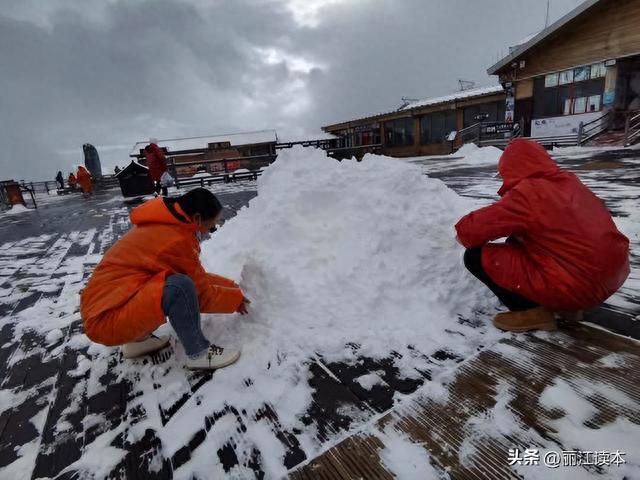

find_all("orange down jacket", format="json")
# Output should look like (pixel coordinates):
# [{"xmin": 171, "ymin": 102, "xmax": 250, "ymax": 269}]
[
  {"xmin": 81, "ymin": 197, "xmax": 244, "ymax": 345},
  {"xmin": 455, "ymin": 139, "xmax": 629, "ymax": 311},
  {"xmin": 76, "ymin": 166, "xmax": 93, "ymax": 193}
]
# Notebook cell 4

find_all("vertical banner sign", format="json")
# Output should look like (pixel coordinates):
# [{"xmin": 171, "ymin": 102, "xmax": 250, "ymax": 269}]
[{"xmin": 504, "ymin": 82, "xmax": 515, "ymax": 123}]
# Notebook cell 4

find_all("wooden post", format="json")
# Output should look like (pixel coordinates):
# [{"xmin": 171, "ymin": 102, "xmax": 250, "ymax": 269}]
[
  {"xmin": 624, "ymin": 113, "xmax": 630, "ymax": 145},
  {"xmin": 577, "ymin": 121, "xmax": 584, "ymax": 144}
]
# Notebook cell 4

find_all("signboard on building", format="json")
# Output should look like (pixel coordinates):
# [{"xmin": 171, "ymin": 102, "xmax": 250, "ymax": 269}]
[
  {"xmin": 531, "ymin": 111, "xmax": 601, "ymax": 138},
  {"xmin": 482, "ymin": 123, "xmax": 514, "ymax": 135},
  {"xmin": 504, "ymin": 82, "xmax": 515, "ymax": 122}
]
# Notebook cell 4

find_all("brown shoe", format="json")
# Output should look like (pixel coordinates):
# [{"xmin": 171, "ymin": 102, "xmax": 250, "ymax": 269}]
[{"xmin": 493, "ymin": 307, "xmax": 557, "ymax": 332}]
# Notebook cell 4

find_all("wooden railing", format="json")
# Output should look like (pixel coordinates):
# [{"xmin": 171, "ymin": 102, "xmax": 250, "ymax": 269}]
[
  {"xmin": 577, "ymin": 110, "xmax": 612, "ymax": 145},
  {"xmin": 624, "ymin": 110, "xmax": 640, "ymax": 146}
]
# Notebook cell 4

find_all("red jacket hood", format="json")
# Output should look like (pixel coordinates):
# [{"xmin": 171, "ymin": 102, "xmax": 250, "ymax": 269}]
[
  {"xmin": 130, "ymin": 197, "xmax": 197, "ymax": 231},
  {"xmin": 497, "ymin": 139, "xmax": 559, "ymax": 196}
]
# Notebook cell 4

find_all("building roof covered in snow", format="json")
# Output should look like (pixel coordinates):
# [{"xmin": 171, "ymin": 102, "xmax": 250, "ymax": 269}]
[
  {"xmin": 130, "ymin": 130, "xmax": 278, "ymax": 156},
  {"xmin": 276, "ymin": 132, "xmax": 339, "ymax": 144},
  {"xmin": 487, "ymin": 0, "xmax": 601, "ymax": 75},
  {"xmin": 398, "ymin": 85, "xmax": 504, "ymax": 111},
  {"xmin": 322, "ymin": 84, "xmax": 505, "ymax": 129}
]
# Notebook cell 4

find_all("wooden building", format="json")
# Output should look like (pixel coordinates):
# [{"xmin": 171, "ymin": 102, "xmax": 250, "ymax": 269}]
[
  {"xmin": 130, "ymin": 130, "xmax": 278, "ymax": 176},
  {"xmin": 488, "ymin": 0, "xmax": 640, "ymax": 139},
  {"xmin": 321, "ymin": 85, "xmax": 506, "ymax": 158}
]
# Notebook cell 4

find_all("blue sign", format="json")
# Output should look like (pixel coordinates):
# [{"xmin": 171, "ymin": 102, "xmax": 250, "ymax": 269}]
[{"xmin": 603, "ymin": 90, "xmax": 615, "ymax": 106}]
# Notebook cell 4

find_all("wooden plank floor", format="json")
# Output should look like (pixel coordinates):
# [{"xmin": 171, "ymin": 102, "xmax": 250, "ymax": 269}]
[{"xmin": 290, "ymin": 322, "xmax": 640, "ymax": 479}]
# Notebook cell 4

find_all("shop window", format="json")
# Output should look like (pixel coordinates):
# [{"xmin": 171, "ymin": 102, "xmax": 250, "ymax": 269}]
[
  {"xmin": 536, "ymin": 75, "xmax": 605, "ymax": 117},
  {"xmin": 543, "ymin": 89, "xmax": 558, "ymax": 116},
  {"xmin": 573, "ymin": 97, "xmax": 587, "ymax": 114},
  {"xmin": 431, "ymin": 113, "xmax": 447, "ymax": 143},
  {"xmin": 353, "ymin": 125, "xmax": 381, "ymax": 146},
  {"xmin": 588, "ymin": 95, "xmax": 601, "ymax": 112},
  {"xmin": 557, "ymin": 85, "xmax": 571, "ymax": 115},
  {"xmin": 590, "ymin": 62, "xmax": 606, "ymax": 78},
  {"xmin": 421, "ymin": 111, "xmax": 456, "ymax": 144},
  {"xmin": 420, "ymin": 116, "xmax": 431, "ymax": 144},
  {"xmin": 385, "ymin": 118, "xmax": 415, "ymax": 147},
  {"xmin": 574, "ymin": 66, "xmax": 590, "ymax": 82},
  {"xmin": 444, "ymin": 110, "xmax": 457, "ymax": 139},
  {"xmin": 559, "ymin": 69, "xmax": 574, "ymax": 85},
  {"xmin": 545, "ymin": 73, "xmax": 559, "ymax": 87}
]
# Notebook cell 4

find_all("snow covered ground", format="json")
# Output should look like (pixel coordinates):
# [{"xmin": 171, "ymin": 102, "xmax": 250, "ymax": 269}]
[{"xmin": 0, "ymin": 144, "xmax": 638, "ymax": 479}]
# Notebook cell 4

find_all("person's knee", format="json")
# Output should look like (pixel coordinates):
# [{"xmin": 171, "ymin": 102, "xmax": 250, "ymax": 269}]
[
  {"xmin": 165, "ymin": 273, "xmax": 196, "ymax": 295},
  {"xmin": 463, "ymin": 247, "xmax": 482, "ymax": 273}
]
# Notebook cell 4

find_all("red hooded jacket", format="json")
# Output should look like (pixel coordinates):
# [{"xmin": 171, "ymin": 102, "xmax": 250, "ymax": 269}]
[
  {"xmin": 144, "ymin": 142, "xmax": 168, "ymax": 182},
  {"xmin": 455, "ymin": 139, "xmax": 629, "ymax": 311}
]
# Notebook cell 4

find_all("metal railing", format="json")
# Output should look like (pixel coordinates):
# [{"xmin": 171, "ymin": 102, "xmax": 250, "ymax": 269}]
[
  {"xmin": 577, "ymin": 110, "xmax": 612, "ymax": 145},
  {"xmin": 624, "ymin": 110, "xmax": 640, "ymax": 146},
  {"xmin": 458, "ymin": 122, "xmax": 482, "ymax": 144},
  {"xmin": 174, "ymin": 170, "xmax": 263, "ymax": 189}
]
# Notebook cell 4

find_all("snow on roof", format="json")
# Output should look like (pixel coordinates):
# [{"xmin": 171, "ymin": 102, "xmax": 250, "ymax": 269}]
[
  {"xmin": 509, "ymin": 30, "xmax": 541, "ymax": 53},
  {"xmin": 277, "ymin": 132, "xmax": 339, "ymax": 143},
  {"xmin": 323, "ymin": 85, "xmax": 504, "ymax": 128},
  {"xmin": 130, "ymin": 130, "xmax": 278, "ymax": 155},
  {"xmin": 487, "ymin": 0, "xmax": 601, "ymax": 74},
  {"xmin": 399, "ymin": 85, "xmax": 504, "ymax": 111}
]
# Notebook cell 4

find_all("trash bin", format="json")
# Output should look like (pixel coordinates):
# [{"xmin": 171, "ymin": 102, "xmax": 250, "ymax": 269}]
[{"xmin": 116, "ymin": 161, "xmax": 156, "ymax": 197}]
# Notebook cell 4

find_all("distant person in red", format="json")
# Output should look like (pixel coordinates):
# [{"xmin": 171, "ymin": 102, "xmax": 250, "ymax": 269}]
[
  {"xmin": 455, "ymin": 139, "xmax": 629, "ymax": 332},
  {"xmin": 68, "ymin": 172, "xmax": 78, "ymax": 191},
  {"xmin": 145, "ymin": 138, "xmax": 169, "ymax": 196},
  {"xmin": 76, "ymin": 166, "xmax": 93, "ymax": 197}
]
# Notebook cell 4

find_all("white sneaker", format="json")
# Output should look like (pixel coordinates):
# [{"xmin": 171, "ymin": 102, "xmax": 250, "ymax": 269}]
[
  {"xmin": 122, "ymin": 334, "xmax": 170, "ymax": 359},
  {"xmin": 185, "ymin": 344, "xmax": 240, "ymax": 371}
]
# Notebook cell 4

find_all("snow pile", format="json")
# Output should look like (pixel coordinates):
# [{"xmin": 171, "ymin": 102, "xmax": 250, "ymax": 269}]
[
  {"xmin": 407, "ymin": 143, "xmax": 503, "ymax": 174},
  {"xmin": 453, "ymin": 143, "xmax": 503, "ymax": 165},
  {"xmin": 3, "ymin": 204, "xmax": 32, "ymax": 215},
  {"xmin": 202, "ymin": 146, "xmax": 493, "ymax": 362},
  {"xmin": 142, "ymin": 146, "xmax": 498, "ymax": 475}
]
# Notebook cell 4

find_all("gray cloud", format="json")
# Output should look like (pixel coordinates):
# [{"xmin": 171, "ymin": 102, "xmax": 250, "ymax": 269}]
[{"xmin": 0, "ymin": 0, "xmax": 583, "ymax": 179}]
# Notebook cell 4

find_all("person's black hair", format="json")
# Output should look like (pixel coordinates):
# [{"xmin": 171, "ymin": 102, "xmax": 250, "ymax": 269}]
[{"xmin": 170, "ymin": 188, "xmax": 222, "ymax": 220}]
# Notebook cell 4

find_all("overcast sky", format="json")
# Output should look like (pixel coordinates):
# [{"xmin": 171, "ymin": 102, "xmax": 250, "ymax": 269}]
[{"xmin": 1, "ymin": 0, "xmax": 585, "ymax": 179}]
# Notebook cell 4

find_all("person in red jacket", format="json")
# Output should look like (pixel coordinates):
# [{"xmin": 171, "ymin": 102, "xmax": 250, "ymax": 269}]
[
  {"xmin": 145, "ymin": 138, "xmax": 169, "ymax": 196},
  {"xmin": 455, "ymin": 139, "xmax": 629, "ymax": 332}
]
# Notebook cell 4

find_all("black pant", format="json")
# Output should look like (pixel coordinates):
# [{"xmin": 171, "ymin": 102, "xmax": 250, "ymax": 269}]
[
  {"xmin": 155, "ymin": 182, "xmax": 168, "ymax": 196},
  {"xmin": 464, "ymin": 247, "xmax": 538, "ymax": 312}
]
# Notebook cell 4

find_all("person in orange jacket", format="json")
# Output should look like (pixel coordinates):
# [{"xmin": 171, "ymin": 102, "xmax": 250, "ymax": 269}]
[
  {"xmin": 68, "ymin": 172, "xmax": 78, "ymax": 191},
  {"xmin": 80, "ymin": 188, "xmax": 249, "ymax": 370},
  {"xmin": 76, "ymin": 165, "xmax": 93, "ymax": 197}
]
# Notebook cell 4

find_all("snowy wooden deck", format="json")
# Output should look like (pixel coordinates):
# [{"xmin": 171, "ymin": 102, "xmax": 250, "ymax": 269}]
[
  {"xmin": 1, "ymin": 151, "xmax": 639, "ymax": 479},
  {"xmin": 291, "ymin": 323, "xmax": 640, "ymax": 479}
]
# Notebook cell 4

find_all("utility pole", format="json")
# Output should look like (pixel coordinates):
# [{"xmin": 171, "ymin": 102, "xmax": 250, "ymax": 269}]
[{"xmin": 544, "ymin": 0, "xmax": 550, "ymax": 28}]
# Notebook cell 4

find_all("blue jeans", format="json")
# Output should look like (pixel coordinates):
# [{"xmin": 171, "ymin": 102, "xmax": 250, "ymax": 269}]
[{"xmin": 162, "ymin": 274, "xmax": 209, "ymax": 358}]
